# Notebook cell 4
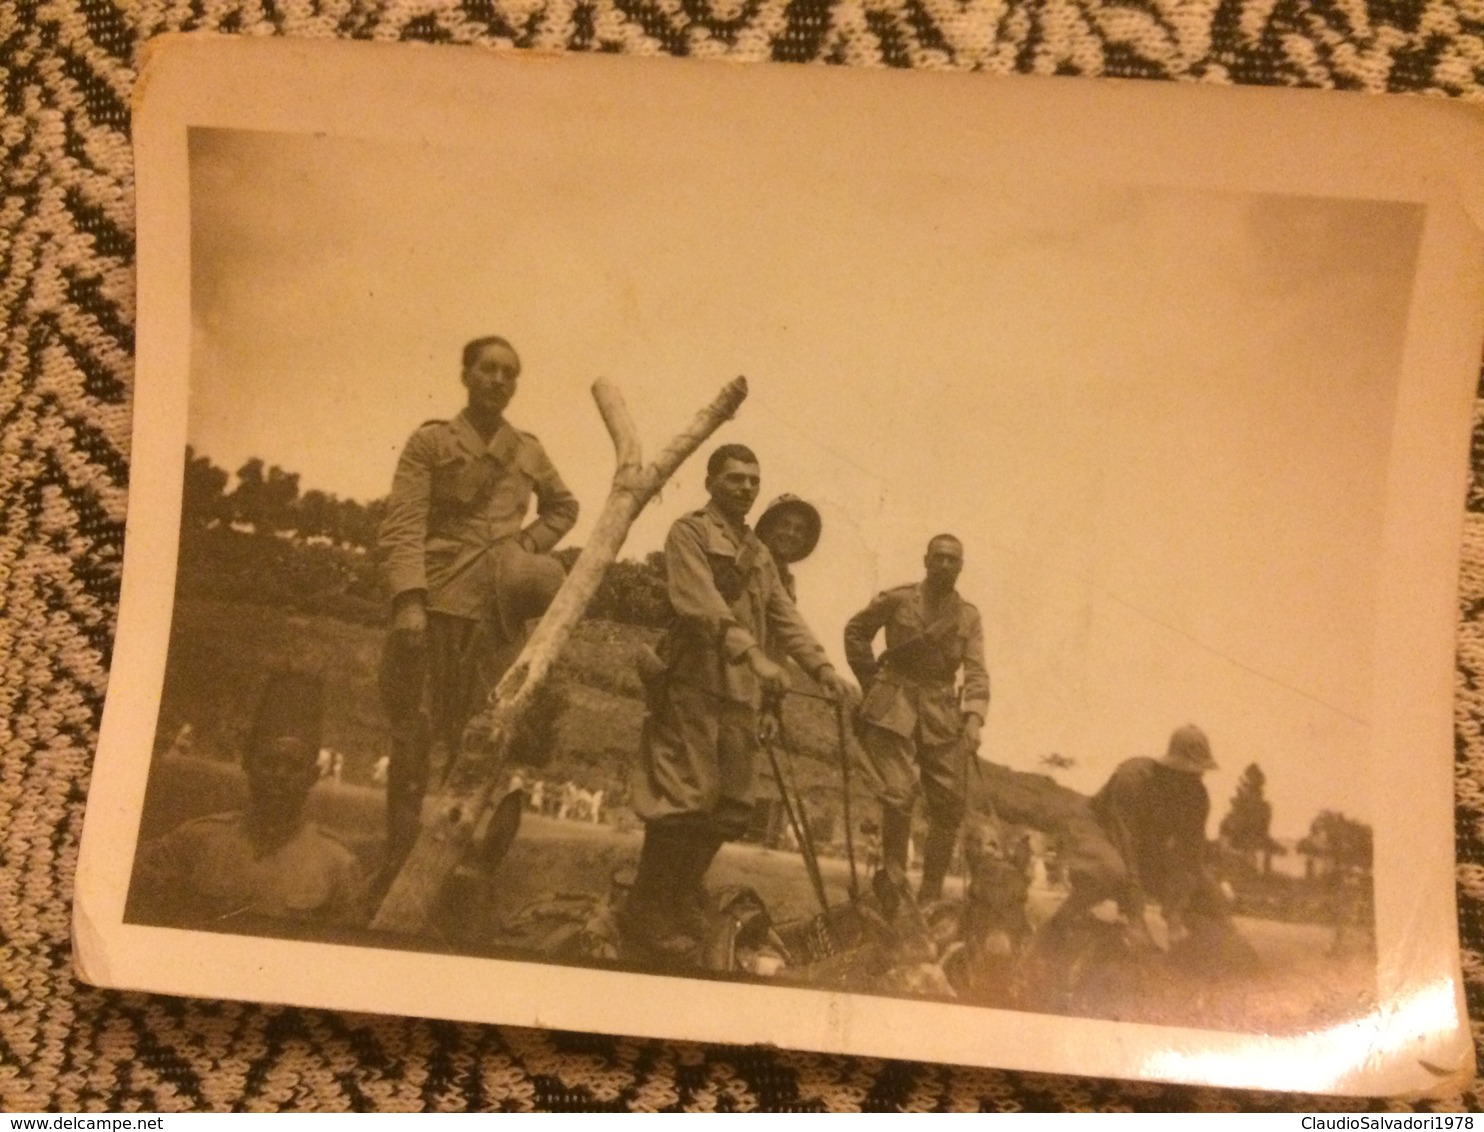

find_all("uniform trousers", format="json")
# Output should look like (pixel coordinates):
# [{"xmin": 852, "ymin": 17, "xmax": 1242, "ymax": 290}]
[
  {"xmin": 1055, "ymin": 801, "xmax": 1227, "ymax": 921},
  {"xmin": 860, "ymin": 724, "xmax": 969, "ymax": 826},
  {"xmin": 378, "ymin": 610, "xmax": 521, "ymax": 858},
  {"xmin": 632, "ymin": 680, "xmax": 758, "ymax": 842},
  {"xmin": 1055, "ymin": 805, "xmax": 1131, "ymax": 905}
]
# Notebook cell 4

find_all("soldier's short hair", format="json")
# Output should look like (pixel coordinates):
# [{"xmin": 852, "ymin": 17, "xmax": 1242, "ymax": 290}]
[
  {"xmin": 707, "ymin": 444, "xmax": 759, "ymax": 478},
  {"xmin": 461, "ymin": 335, "xmax": 519, "ymax": 372},
  {"xmin": 926, "ymin": 533, "xmax": 963, "ymax": 554}
]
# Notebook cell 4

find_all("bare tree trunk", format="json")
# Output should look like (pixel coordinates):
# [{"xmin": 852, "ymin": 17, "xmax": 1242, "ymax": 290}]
[{"xmin": 371, "ymin": 376, "xmax": 748, "ymax": 935}]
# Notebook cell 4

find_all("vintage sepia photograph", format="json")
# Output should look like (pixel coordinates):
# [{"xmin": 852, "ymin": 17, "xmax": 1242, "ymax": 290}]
[{"xmin": 76, "ymin": 36, "xmax": 1483, "ymax": 1093}]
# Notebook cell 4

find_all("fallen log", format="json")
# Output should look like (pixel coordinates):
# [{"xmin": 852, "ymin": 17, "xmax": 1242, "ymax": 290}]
[{"xmin": 371, "ymin": 376, "xmax": 749, "ymax": 935}]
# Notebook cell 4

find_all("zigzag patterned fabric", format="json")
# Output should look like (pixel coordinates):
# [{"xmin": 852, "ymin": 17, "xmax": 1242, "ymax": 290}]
[{"xmin": 3, "ymin": 0, "xmax": 1484, "ymax": 1112}]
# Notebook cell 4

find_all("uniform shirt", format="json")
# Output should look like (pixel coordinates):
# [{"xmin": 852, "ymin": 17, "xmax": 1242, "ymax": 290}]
[
  {"xmin": 845, "ymin": 583, "xmax": 990, "ymax": 743},
  {"xmin": 661, "ymin": 502, "xmax": 831, "ymax": 707},
  {"xmin": 132, "ymin": 813, "xmax": 362, "ymax": 926},
  {"xmin": 762, "ymin": 552, "xmax": 798, "ymax": 670},
  {"xmin": 379, "ymin": 412, "xmax": 579, "ymax": 619},
  {"xmin": 1091, "ymin": 756, "xmax": 1210, "ymax": 903},
  {"xmin": 773, "ymin": 559, "xmax": 798, "ymax": 604}
]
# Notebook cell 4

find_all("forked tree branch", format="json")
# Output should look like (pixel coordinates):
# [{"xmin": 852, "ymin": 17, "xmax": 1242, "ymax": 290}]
[{"xmin": 371, "ymin": 376, "xmax": 747, "ymax": 934}]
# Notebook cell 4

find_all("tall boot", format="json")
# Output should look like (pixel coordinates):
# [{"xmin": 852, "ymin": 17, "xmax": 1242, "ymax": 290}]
[
  {"xmin": 384, "ymin": 719, "xmax": 431, "ymax": 872},
  {"xmin": 620, "ymin": 824, "xmax": 704, "ymax": 965},
  {"xmin": 684, "ymin": 826, "xmax": 731, "ymax": 972},
  {"xmin": 379, "ymin": 624, "xmax": 431, "ymax": 875},
  {"xmin": 874, "ymin": 808, "xmax": 913, "ymax": 917},
  {"xmin": 681, "ymin": 825, "xmax": 726, "ymax": 914},
  {"xmin": 881, "ymin": 808, "xmax": 911, "ymax": 874},
  {"xmin": 918, "ymin": 820, "xmax": 959, "ymax": 903}
]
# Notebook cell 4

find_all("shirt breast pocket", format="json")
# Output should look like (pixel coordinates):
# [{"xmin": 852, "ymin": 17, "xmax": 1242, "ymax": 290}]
[
  {"xmin": 430, "ymin": 454, "xmax": 474, "ymax": 507},
  {"xmin": 433, "ymin": 455, "xmax": 504, "ymax": 511},
  {"xmin": 950, "ymin": 623, "xmax": 971, "ymax": 664}
]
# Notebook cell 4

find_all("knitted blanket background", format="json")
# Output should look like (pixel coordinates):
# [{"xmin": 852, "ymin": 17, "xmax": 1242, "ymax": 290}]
[{"xmin": 4, "ymin": 0, "xmax": 1484, "ymax": 1112}]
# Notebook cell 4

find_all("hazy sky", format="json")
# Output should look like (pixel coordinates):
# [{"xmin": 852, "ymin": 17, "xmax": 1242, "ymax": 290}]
[{"xmin": 188, "ymin": 125, "xmax": 1422, "ymax": 839}]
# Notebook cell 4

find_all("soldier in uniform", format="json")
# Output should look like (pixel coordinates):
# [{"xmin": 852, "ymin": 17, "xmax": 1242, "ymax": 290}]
[
  {"xmin": 377, "ymin": 335, "xmax": 579, "ymax": 868},
  {"xmin": 844, "ymin": 534, "xmax": 990, "ymax": 903},
  {"xmin": 130, "ymin": 671, "xmax": 363, "ymax": 927},
  {"xmin": 1045, "ymin": 724, "xmax": 1224, "ymax": 950},
  {"xmin": 624, "ymin": 445, "xmax": 855, "ymax": 963},
  {"xmin": 754, "ymin": 493, "xmax": 821, "ymax": 604},
  {"xmin": 754, "ymin": 493, "xmax": 823, "ymax": 743}
]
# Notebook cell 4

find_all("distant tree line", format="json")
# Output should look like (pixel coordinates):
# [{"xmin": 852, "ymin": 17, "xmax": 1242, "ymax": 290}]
[
  {"xmin": 1217, "ymin": 760, "xmax": 1372, "ymax": 879},
  {"xmin": 184, "ymin": 446, "xmax": 387, "ymax": 549},
  {"xmin": 555, "ymin": 547, "xmax": 669, "ymax": 629},
  {"xmin": 181, "ymin": 447, "xmax": 674, "ymax": 628}
]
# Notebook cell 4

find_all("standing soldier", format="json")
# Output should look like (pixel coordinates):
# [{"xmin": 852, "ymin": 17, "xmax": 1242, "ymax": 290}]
[
  {"xmin": 845, "ymin": 534, "xmax": 990, "ymax": 903},
  {"xmin": 754, "ymin": 493, "xmax": 821, "ymax": 604},
  {"xmin": 754, "ymin": 492, "xmax": 823, "ymax": 747},
  {"xmin": 377, "ymin": 336, "xmax": 579, "ymax": 869},
  {"xmin": 624, "ymin": 445, "xmax": 854, "ymax": 964}
]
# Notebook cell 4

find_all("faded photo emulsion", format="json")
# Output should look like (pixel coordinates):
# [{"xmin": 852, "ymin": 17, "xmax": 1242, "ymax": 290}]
[{"xmin": 77, "ymin": 37, "xmax": 1484, "ymax": 1094}]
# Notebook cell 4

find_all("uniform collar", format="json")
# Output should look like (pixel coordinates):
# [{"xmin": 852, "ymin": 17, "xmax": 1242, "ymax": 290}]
[
  {"xmin": 915, "ymin": 581, "xmax": 962, "ymax": 620},
  {"xmin": 702, "ymin": 501, "xmax": 758, "ymax": 556},
  {"xmin": 452, "ymin": 411, "xmax": 522, "ymax": 464}
]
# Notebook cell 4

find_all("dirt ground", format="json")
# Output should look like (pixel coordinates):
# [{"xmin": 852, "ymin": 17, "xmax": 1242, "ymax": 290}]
[
  {"xmin": 439, "ymin": 810, "xmax": 1376, "ymax": 1037},
  {"xmin": 132, "ymin": 759, "xmax": 1377, "ymax": 1037}
]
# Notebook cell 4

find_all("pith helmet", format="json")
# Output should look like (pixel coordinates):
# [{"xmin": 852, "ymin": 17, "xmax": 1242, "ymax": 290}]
[
  {"xmin": 496, "ymin": 544, "xmax": 567, "ymax": 638},
  {"xmin": 754, "ymin": 494, "xmax": 822, "ymax": 561},
  {"xmin": 246, "ymin": 670, "xmax": 325, "ymax": 757},
  {"xmin": 1161, "ymin": 724, "xmax": 1217, "ymax": 773}
]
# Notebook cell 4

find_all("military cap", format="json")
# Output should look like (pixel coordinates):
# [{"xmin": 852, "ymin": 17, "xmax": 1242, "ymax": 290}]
[
  {"xmin": 1160, "ymin": 723, "xmax": 1217, "ymax": 773},
  {"xmin": 246, "ymin": 670, "xmax": 325, "ymax": 758},
  {"xmin": 755, "ymin": 494, "xmax": 822, "ymax": 562}
]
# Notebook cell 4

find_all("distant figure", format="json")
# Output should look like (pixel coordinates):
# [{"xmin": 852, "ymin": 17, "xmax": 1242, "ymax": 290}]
[
  {"xmin": 1327, "ymin": 865, "xmax": 1373, "ymax": 958},
  {"xmin": 316, "ymin": 748, "xmax": 344, "ymax": 782},
  {"xmin": 860, "ymin": 818, "xmax": 883, "ymax": 876},
  {"xmin": 845, "ymin": 534, "xmax": 990, "ymax": 903},
  {"xmin": 371, "ymin": 754, "xmax": 390, "ymax": 786},
  {"xmin": 1029, "ymin": 851, "xmax": 1049, "ymax": 891},
  {"xmin": 563, "ymin": 785, "xmax": 606, "ymax": 824},
  {"xmin": 377, "ymin": 335, "xmax": 578, "ymax": 868},
  {"xmin": 131, "ymin": 671, "xmax": 363, "ymax": 927},
  {"xmin": 1043, "ymin": 724, "xmax": 1224, "ymax": 950},
  {"xmin": 165, "ymin": 722, "xmax": 195, "ymax": 759}
]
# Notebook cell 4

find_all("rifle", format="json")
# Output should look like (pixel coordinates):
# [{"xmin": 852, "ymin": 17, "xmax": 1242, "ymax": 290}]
[{"xmin": 761, "ymin": 698, "xmax": 835, "ymax": 939}]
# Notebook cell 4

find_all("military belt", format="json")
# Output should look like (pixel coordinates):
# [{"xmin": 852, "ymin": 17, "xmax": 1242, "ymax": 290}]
[{"xmin": 877, "ymin": 667, "xmax": 957, "ymax": 690}]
